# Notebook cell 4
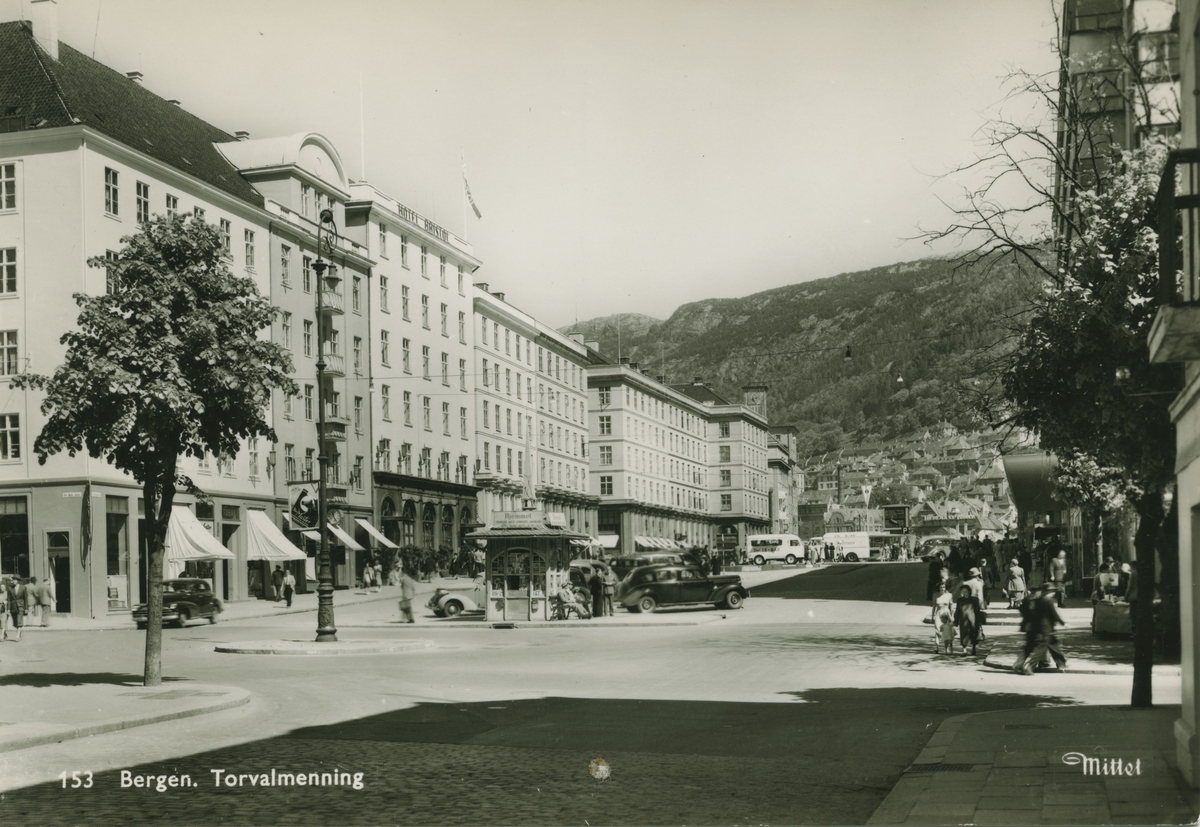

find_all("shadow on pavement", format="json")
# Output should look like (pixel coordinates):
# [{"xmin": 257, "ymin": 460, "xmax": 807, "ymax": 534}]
[
  {"xmin": 752, "ymin": 562, "xmax": 928, "ymax": 603},
  {"xmin": 0, "ymin": 672, "xmax": 188, "ymax": 687},
  {"xmin": 1, "ymin": 687, "xmax": 1074, "ymax": 826}
]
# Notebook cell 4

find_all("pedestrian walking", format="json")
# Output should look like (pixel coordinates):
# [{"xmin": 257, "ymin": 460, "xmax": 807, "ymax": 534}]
[
  {"xmin": 588, "ymin": 571, "xmax": 603, "ymax": 618},
  {"xmin": 1048, "ymin": 550, "xmax": 1068, "ymax": 608},
  {"xmin": 0, "ymin": 576, "xmax": 10, "ymax": 641},
  {"xmin": 372, "ymin": 562, "xmax": 383, "ymax": 593},
  {"xmin": 271, "ymin": 565, "xmax": 285, "ymax": 601},
  {"xmin": 10, "ymin": 577, "xmax": 27, "ymax": 641},
  {"xmin": 282, "ymin": 569, "xmax": 296, "ymax": 607},
  {"xmin": 399, "ymin": 571, "xmax": 417, "ymax": 623},
  {"xmin": 1005, "ymin": 558, "xmax": 1027, "ymax": 609},
  {"xmin": 932, "ymin": 582, "xmax": 955, "ymax": 654},
  {"xmin": 361, "ymin": 561, "xmax": 374, "ymax": 590},
  {"xmin": 602, "ymin": 567, "xmax": 617, "ymax": 616},
  {"xmin": 955, "ymin": 568, "xmax": 986, "ymax": 655},
  {"xmin": 1014, "ymin": 583, "xmax": 1067, "ymax": 674},
  {"xmin": 33, "ymin": 575, "xmax": 52, "ymax": 626},
  {"xmin": 926, "ymin": 552, "xmax": 946, "ymax": 601}
]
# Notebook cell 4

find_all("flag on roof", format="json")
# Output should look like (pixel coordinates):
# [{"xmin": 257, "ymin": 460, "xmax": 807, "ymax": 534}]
[{"xmin": 463, "ymin": 161, "xmax": 482, "ymax": 219}]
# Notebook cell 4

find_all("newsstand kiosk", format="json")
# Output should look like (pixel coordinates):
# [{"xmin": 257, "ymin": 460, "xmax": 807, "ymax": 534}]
[{"xmin": 466, "ymin": 511, "xmax": 592, "ymax": 622}]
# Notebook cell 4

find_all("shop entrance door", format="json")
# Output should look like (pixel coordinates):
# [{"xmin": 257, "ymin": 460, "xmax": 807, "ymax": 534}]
[
  {"xmin": 47, "ymin": 531, "xmax": 71, "ymax": 614},
  {"xmin": 499, "ymin": 549, "xmax": 532, "ymax": 621}
]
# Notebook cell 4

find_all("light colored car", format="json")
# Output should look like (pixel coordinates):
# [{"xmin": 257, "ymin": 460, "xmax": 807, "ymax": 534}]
[{"xmin": 427, "ymin": 576, "xmax": 487, "ymax": 617}]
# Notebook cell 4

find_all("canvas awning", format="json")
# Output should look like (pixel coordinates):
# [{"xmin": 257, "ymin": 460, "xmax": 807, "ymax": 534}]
[
  {"xmin": 300, "ymin": 530, "xmax": 322, "ymax": 542},
  {"xmin": 636, "ymin": 535, "xmax": 671, "ymax": 550},
  {"xmin": 598, "ymin": 534, "xmax": 620, "ymax": 549},
  {"xmin": 355, "ymin": 518, "xmax": 398, "ymax": 549},
  {"xmin": 245, "ymin": 510, "xmax": 306, "ymax": 561},
  {"xmin": 165, "ymin": 505, "xmax": 235, "ymax": 563},
  {"xmin": 1002, "ymin": 452, "xmax": 1066, "ymax": 513},
  {"xmin": 328, "ymin": 523, "xmax": 365, "ymax": 551}
]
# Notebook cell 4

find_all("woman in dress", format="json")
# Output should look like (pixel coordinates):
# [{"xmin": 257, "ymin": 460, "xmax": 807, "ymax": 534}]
[{"xmin": 1005, "ymin": 557, "xmax": 1027, "ymax": 609}]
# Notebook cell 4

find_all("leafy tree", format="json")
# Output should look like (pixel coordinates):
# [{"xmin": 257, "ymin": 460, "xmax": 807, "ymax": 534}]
[
  {"xmin": 922, "ymin": 17, "xmax": 1179, "ymax": 706},
  {"xmin": 14, "ymin": 215, "xmax": 296, "ymax": 686},
  {"xmin": 870, "ymin": 481, "xmax": 918, "ymax": 507}
]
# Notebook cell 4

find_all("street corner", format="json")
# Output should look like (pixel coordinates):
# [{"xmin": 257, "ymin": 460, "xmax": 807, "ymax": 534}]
[{"xmin": 0, "ymin": 681, "xmax": 251, "ymax": 754}]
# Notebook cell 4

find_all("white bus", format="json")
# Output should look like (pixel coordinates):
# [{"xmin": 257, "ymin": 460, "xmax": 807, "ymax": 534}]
[
  {"xmin": 745, "ymin": 534, "xmax": 806, "ymax": 565},
  {"xmin": 821, "ymin": 531, "xmax": 909, "ymax": 562}
]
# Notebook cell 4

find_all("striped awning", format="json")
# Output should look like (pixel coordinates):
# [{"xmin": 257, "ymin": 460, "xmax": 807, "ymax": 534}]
[{"xmin": 355, "ymin": 518, "xmax": 398, "ymax": 549}]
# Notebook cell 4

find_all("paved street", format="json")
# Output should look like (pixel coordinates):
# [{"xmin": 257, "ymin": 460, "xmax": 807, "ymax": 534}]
[{"xmin": 0, "ymin": 564, "xmax": 1179, "ymax": 825}]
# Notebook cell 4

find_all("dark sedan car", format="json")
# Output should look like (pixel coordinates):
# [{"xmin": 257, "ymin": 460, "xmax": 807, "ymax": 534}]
[
  {"xmin": 619, "ymin": 564, "xmax": 748, "ymax": 613},
  {"xmin": 132, "ymin": 578, "xmax": 223, "ymax": 629}
]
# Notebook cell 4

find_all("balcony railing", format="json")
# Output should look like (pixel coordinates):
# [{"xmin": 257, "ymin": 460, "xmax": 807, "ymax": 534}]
[
  {"xmin": 1150, "ymin": 149, "xmax": 1200, "ymax": 363},
  {"xmin": 320, "ymin": 289, "xmax": 344, "ymax": 315},
  {"xmin": 321, "ymin": 352, "xmax": 345, "ymax": 376}
]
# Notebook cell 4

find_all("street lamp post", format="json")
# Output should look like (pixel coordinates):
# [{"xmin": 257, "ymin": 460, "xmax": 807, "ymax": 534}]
[{"xmin": 313, "ymin": 208, "xmax": 340, "ymax": 642}]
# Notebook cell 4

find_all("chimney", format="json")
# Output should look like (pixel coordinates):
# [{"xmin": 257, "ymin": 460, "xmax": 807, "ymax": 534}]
[
  {"xmin": 126, "ymin": 71, "xmax": 144, "ymax": 83},
  {"xmin": 619, "ymin": 357, "xmax": 630, "ymax": 365},
  {"xmin": 629, "ymin": 362, "xmax": 639, "ymax": 370},
  {"xmin": 656, "ymin": 375, "xmax": 666, "ymax": 382},
  {"xmin": 586, "ymin": 340, "xmax": 599, "ymax": 351},
  {"xmin": 475, "ymin": 282, "xmax": 489, "ymax": 292},
  {"xmin": 641, "ymin": 368, "xmax": 650, "ymax": 376},
  {"xmin": 234, "ymin": 130, "xmax": 250, "ymax": 141},
  {"xmin": 493, "ymin": 291, "xmax": 505, "ymax": 301},
  {"xmin": 569, "ymin": 333, "xmax": 584, "ymax": 344},
  {"xmin": 693, "ymin": 376, "xmax": 704, "ymax": 385},
  {"xmin": 29, "ymin": 0, "xmax": 58, "ymax": 61}
]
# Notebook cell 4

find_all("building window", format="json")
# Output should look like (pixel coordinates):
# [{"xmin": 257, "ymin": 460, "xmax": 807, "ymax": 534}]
[
  {"xmin": 353, "ymin": 336, "xmax": 362, "ymax": 371},
  {"xmin": 305, "ymin": 448, "xmax": 315, "ymax": 479},
  {"xmin": 442, "ymin": 402, "xmax": 450, "ymax": 435},
  {"xmin": 304, "ymin": 385, "xmax": 314, "ymax": 420},
  {"xmin": 483, "ymin": 441, "xmax": 490, "ymax": 470},
  {"xmin": 0, "ymin": 331, "xmax": 15, "ymax": 375},
  {"xmin": 135, "ymin": 181, "xmax": 149, "ymax": 224},
  {"xmin": 403, "ymin": 391, "xmax": 411, "ymax": 426},
  {"xmin": 0, "ymin": 163, "xmax": 14, "ymax": 211},
  {"xmin": 506, "ymin": 408, "xmax": 512, "ymax": 435},
  {"xmin": 353, "ymin": 456, "xmax": 364, "ymax": 491},
  {"xmin": 441, "ymin": 352, "xmax": 449, "ymax": 385},
  {"xmin": 283, "ymin": 389, "xmax": 293, "ymax": 418},
  {"xmin": 302, "ymin": 255, "xmax": 312, "ymax": 293},
  {"xmin": 281, "ymin": 245, "xmax": 292, "ymax": 286},
  {"xmin": 439, "ymin": 255, "xmax": 446, "ymax": 286},
  {"xmin": 0, "ymin": 414, "xmax": 15, "ymax": 460},
  {"xmin": 457, "ymin": 311, "xmax": 466, "ymax": 343},
  {"xmin": 720, "ymin": 469, "xmax": 732, "ymax": 487},
  {"xmin": 285, "ymin": 444, "xmax": 296, "ymax": 481},
  {"xmin": 459, "ymin": 359, "xmax": 467, "ymax": 390},
  {"xmin": 458, "ymin": 266, "xmax": 464, "ymax": 294},
  {"xmin": 422, "ymin": 396, "xmax": 431, "ymax": 430},
  {"xmin": 481, "ymin": 316, "xmax": 488, "ymax": 345},
  {"xmin": 104, "ymin": 168, "xmax": 119, "ymax": 216},
  {"xmin": 376, "ymin": 439, "xmax": 390, "ymax": 472},
  {"xmin": 719, "ymin": 445, "xmax": 731, "ymax": 463},
  {"xmin": 302, "ymin": 184, "xmax": 314, "ymax": 217},
  {"xmin": 165, "ymin": 193, "xmax": 178, "ymax": 218},
  {"xmin": 381, "ymin": 385, "xmax": 391, "ymax": 421},
  {"xmin": 420, "ymin": 245, "xmax": 427, "ymax": 276},
  {"xmin": 599, "ymin": 415, "xmax": 611, "ymax": 435},
  {"xmin": 599, "ymin": 445, "xmax": 612, "ymax": 465},
  {"xmin": 505, "ymin": 369, "xmax": 512, "ymax": 396},
  {"xmin": 421, "ymin": 295, "xmax": 430, "ymax": 328},
  {"xmin": 354, "ymin": 396, "xmax": 363, "ymax": 432},
  {"xmin": 422, "ymin": 345, "xmax": 430, "ymax": 379},
  {"xmin": 249, "ymin": 438, "xmax": 260, "ymax": 478},
  {"xmin": 244, "ymin": 229, "xmax": 256, "ymax": 270},
  {"xmin": 352, "ymin": 276, "xmax": 361, "ymax": 312},
  {"xmin": 402, "ymin": 338, "xmax": 410, "ymax": 373},
  {"xmin": 400, "ymin": 235, "xmax": 408, "ymax": 267},
  {"xmin": 598, "ymin": 386, "xmax": 611, "ymax": 406},
  {"xmin": 193, "ymin": 206, "xmax": 205, "ymax": 222},
  {"xmin": 505, "ymin": 329, "xmax": 511, "ymax": 355},
  {"xmin": 104, "ymin": 250, "xmax": 120, "ymax": 294},
  {"xmin": 483, "ymin": 401, "xmax": 490, "ymax": 429},
  {"xmin": 380, "ymin": 276, "xmax": 389, "ymax": 312},
  {"xmin": 721, "ymin": 494, "xmax": 732, "ymax": 512},
  {"xmin": 483, "ymin": 358, "xmax": 490, "ymax": 386},
  {"xmin": 281, "ymin": 312, "xmax": 292, "ymax": 350},
  {"xmin": 303, "ymin": 320, "xmax": 313, "ymax": 357},
  {"xmin": 219, "ymin": 219, "xmax": 231, "ymax": 255},
  {"xmin": 600, "ymin": 476, "xmax": 613, "ymax": 496},
  {"xmin": 379, "ymin": 222, "xmax": 387, "ymax": 257},
  {"xmin": 401, "ymin": 284, "xmax": 409, "ymax": 319},
  {"xmin": 719, "ymin": 422, "xmax": 730, "ymax": 438},
  {"xmin": 460, "ymin": 407, "xmax": 468, "ymax": 438},
  {"xmin": 440, "ymin": 303, "xmax": 448, "ymax": 336},
  {"xmin": 506, "ymin": 448, "xmax": 513, "ymax": 475},
  {"xmin": 380, "ymin": 330, "xmax": 390, "ymax": 366}
]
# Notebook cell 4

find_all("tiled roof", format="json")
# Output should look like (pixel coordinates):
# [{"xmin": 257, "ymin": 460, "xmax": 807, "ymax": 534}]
[
  {"xmin": 0, "ymin": 22, "xmax": 262, "ymax": 207},
  {"xmin": 670, "ymin": 383, "xmax": 732, "ymax": 405}
]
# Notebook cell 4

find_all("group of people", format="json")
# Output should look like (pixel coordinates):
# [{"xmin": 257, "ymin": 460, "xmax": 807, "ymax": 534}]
[
  {"xmin": 0, "ymin": 575, "xmax": 54, "ymax": 640},
  {"xmin": 930, "ymin": 565, "xmax": 987, "ymax": 655},
  {"xmin": 554, "ymin": 566, "xmax": 619, "ymax": 620},
  {"xmin": 268, "ymin": 565, "xmax": 298, "ymax": 607}
]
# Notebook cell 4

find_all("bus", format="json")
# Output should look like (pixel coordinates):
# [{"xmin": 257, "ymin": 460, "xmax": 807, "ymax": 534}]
[
  {"xmin": 821, "ymin": 531, "xmax": 909, "ymax": 562},
  {"xmin": 745, "ymin": 534, "xmax": 805, "ymax": 565}
]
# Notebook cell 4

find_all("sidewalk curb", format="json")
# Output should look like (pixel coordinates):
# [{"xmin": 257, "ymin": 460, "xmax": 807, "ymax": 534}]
[
  {"xmin": 336, "ymin": 614, "xmax": 723, "ymax": 630},
  {"xmin": 0, "ymin": 685, "xmax": 251, "ymax": 754},
  {"xmin": 981, "ymin": 654, "xmax": 1182, "ymax": 677}
]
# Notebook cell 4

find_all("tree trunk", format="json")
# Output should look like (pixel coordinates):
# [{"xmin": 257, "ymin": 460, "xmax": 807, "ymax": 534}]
[
  {"xmin": 1130, "ymin": 488, "xmax": 1163, "ymax": 708},
  {"xmin": 142, "ymin": 467, "xmax": 177, "ymax": 688}
]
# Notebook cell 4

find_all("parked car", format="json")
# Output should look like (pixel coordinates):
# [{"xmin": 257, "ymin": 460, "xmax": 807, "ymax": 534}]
[
  {"xmin": 608, "ymin": 553, "xmax": 684, "ymax": 582},
  {"xmin": 427, "ymin": 576, "xmax": 488, "ymax": 617},
  {"xmin": 132, "ymin": 578, "xmax": 222, "ymax": 629},
  {"xmin": 618, "ymin": 564, "xmax": 748, "ymax": 613},
  {"xmin": 745, "ymin": 533, "xmax": 805, "ymax": 565},
  {"xmin": 570, "ymin": 559, "xmax": 614, "ymax": 582}
]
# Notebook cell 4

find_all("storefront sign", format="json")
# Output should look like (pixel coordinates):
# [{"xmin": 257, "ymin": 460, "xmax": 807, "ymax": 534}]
[
  {"xmin": 288, "ymin": 483, "xmax": 319, "ymax": 529},
  {"xmin": 493, "ymin": 511, "xmax": 546, "ymax": 529}
]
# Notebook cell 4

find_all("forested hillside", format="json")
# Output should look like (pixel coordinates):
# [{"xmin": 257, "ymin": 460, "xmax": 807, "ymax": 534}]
[{"xmin": 566, "ymin": 255, "xmax": 1037, "ymax": 456}]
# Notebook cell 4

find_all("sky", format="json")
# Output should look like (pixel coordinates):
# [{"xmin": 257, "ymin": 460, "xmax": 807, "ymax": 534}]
[{"xmin": 5, "ymin": 0, "xmax": 1060, "ymax": 327}]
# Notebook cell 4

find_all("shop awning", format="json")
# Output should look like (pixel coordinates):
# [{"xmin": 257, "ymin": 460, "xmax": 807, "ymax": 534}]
[
  {"xmin": 165, "ymin": 505, "xmax": 235, "ymax": 563},
  {"xmin": 300, "ymin": 530, "xmax": 322, "ymax": 542},
  {"xmin": 245, "ymin": 510, "xmax": 307, "ymax": 561},
  {"xmin": 598, "ymin": 534, "xmax": 620, "ymax": 549},
  {"xmin": 328, "ymin": 523, "xmax": 365, "ymax": 551},
  {"xmin": 636, "ymin": 535, "xmax": 672, "ymax": 550},
  {"xmin": 569, "ymin": 539, "xmax": 592, "ymax": 547},
  {"xmin": 355, "ymin": 518, "xmax": 398, "ymax": 549}
]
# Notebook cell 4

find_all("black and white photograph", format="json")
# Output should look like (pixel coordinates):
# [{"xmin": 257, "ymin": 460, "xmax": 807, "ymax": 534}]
[{"xmin": 0, "ymin": 0, "xmax": 1195, "ymax": 824}]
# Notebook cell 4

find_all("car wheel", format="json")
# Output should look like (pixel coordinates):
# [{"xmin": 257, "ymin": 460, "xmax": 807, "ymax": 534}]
[
  {"xmin": 176, "ymin": 609, "xmax": 190, "ymax": 628},
  {"xmin": 845, "ymin": 552, "xmax": 859, "ymax": 563},
  {"xmin": 637, "ymin": 594, "xmax": 657, "ymax": 613},
  {"xmin": 443, "ymin": 600, "xmax": 463, "ymax": 618},
  {"xmin": 785, "ymin": 554, "xmax": 797, "ymax": 565},
  {"xmin": 753, "ymin": 555, "xmax": 766, "ymax": 566},
  {"xmin": 626, "ymin": 604, "xmax": 641, "ymax": 613},
  {"xmin": 724, "ymin": 591, "xmax": 744, "ymax": 610}
]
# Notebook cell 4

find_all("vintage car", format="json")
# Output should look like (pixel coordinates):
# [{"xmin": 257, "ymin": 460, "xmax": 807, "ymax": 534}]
[
  {"xmin": 569, "ymin": 559, "xmax": 614, "ymax": 582},
  {"xmin": 427, "ymin": 576, "xmax": 488, "ymax": 617},
  {"xmin": 619, "ymin": 564, "xmax": 748, "ymax": 613},
  {"xmin": 132, "ymin": 578, "xmax": 222, "ymax": 629},
  {"xmin": 608, "ymin": 553, "xmax": 684, "ymax": 582}
]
